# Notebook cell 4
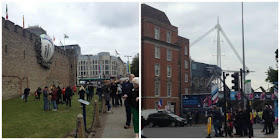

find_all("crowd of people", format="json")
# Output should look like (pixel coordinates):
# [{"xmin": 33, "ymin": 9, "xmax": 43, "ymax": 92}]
[
  {"xmin": 22, "ymin": 74, "xmax": 139, "ymax": 138},
  {"xmin": 210, "ymin": 104, "xmax": 276, "ymax": 138}
]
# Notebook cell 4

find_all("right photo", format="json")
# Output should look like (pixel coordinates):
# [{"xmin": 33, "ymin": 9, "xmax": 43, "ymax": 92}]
[{"xmin": 141, "ymin": 2, "xmax": 278, "ymax": 138}]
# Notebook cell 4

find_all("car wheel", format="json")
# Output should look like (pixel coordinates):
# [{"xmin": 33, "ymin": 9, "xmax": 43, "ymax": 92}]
[
  {"xmin": 171, "ymin": 122, "xmax": 176, "ymax": 127},
  {"xmin": 149, "ymin": 122, "xmax": 154, "ymax": 127}
]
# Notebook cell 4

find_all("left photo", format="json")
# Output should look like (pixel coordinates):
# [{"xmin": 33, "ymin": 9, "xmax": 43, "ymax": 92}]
[{"xmin": 2, "ymin": 2, "xmax": 139, "ymax": 138}]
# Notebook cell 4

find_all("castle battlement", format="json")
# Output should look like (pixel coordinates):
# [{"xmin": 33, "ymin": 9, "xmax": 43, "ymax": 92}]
[{"xmin": 2, "ymin": 17, "xmax": 74, "ymax": 57}]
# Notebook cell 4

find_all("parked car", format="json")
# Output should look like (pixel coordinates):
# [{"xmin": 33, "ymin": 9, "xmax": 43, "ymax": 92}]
[{"xmin": 147, "ymin": 112, "xmax": 187, "ymax": 127}]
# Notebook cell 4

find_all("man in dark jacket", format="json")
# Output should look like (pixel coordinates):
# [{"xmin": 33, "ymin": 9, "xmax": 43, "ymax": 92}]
[
  {"xmin": 263, "ymin": 105, "xmax": 270, "ymax": 134},
  {"xmin": 57, "ymin": 86, "xmax": 62, "ymax": 104},
  {"xmin": 65, "ymin": 85, "xmax": 73, "ymax": 108},
  {"xmin": 24, "ymin": 87, "xmax": 30, "ymax": 102},
  {"xmin": 50, "ymin": 85, "xmax": 58, "ymax": 111},
  {"xmin": 211, "ymin": 105, "xmax": 220, "ymax": 137},
  {"xmin": 79, "ymin": 86, "xmax": 86, "ymax": 107},
  {"xmin": 123, "ymin": 74, "xmax": 134, "ymax": 129},
  {"xmin": 111, "ymin": 81, "xmax": 118, "ymax": 107},
  {"xmin": 37, "ymin": 87, "xmax": 42, "ymax": 100}
]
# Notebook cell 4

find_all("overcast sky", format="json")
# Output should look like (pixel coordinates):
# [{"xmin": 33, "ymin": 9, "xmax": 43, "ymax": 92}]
[
  {"xmin": 145, "ymin": 2, "xmax": 278, "ymax": 91},
  {"xmin": 2, "ymin": 2, "xmax": 139, "ymax": 63}
]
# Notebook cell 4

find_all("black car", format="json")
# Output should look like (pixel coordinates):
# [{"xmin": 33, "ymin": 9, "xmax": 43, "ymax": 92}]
[{"xmin": 147, "ymin": 112, "xmax": 187, "ymax": 127}]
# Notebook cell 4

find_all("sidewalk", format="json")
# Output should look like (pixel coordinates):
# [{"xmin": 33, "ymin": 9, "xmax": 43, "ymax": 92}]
[{"xmin": 101, "ymin": 105, "xmax": 135, "ymax": 138}]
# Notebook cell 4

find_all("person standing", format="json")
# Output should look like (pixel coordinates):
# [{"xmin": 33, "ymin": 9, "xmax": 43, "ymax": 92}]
[
  {"xmin": 50, "ymin": 85, "xmax": 58, "ymax": 111},
  {"xmin": 86, "ymin": 85, "xmax": 91, "ymax": 102},
  {"xmin": 65, "ymin": 85, "xmax": 73, "ymax": 108},
  {"xmin": 123, "ymin": 74, "xmax": 134, "ymax": 129},
  {"xmin": 263, "ymin": 105, "xmax": 270, "ymax": 134},
  {"xmin": 103, "ymin": 80, "xmax": 112, "ymax": 112},
  {"xmin": 195, "ymin": 111, "xmax": 199, "ymax": 124},
  {"xmin": 43, "ymin": 86, "xmax": 49, "ymax": 111},
  {"xmin": 89, "ymin": 85, "xmax": 94, "ymax": 101},
  {"xmin": 211, "ymin": 105, "xmax": 220, "ymax": 137},
  {"xmin": 117, "ymin": 81, "xmax": 123, "ymax": 106},
  {"xmin": 57, "ymin": 86, "xmax": 62, "ymax": 104},
  {"xmin": 187, "ymin": 112, "xmax": 192, "ymax": 126},
  {"xmin": 79, "ymin": 86, "xmax": 86, "ymax": 107},
  {"xmin": 111, "ymin": 81, "xmax": 118, "ymax": 107},
  {"xmin": 128, "ymin": 77, "xmax": 139, "ymax": 138},
  {"xmin": 36, "ymin": 87, "xmax": 42, "ymax": 100},
  {"xmin": 97, "ymin": 84, "xmax": 103, "ymax": 101},
  {"xmin": 24, "ymin": 87, "xmax": 30, "ymax": 102},
  {"xmin": 62, "ymin": 87, "xmax": 66, "ymax": 104}
]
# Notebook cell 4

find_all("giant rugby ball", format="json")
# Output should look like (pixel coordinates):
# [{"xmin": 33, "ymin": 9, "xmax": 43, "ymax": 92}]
[{"xmin": 40, "ymin": 34, "xmax": 54, "ymax": 62}]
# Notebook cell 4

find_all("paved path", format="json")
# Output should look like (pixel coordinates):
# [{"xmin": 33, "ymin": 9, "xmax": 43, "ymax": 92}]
[
  {"xmin": 143, "ymin": 124, "xmax": 278, "ymax": 138},
  {"xmin": 101, "ymin": 105, "xmax": 134, "ymax": 138}
]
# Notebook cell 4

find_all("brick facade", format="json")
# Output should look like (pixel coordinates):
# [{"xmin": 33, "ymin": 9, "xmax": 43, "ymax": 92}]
[
  {"xmin": 2, "ymin": 17, "xmax": 76, "ymax": 100},
  {"xmin": 141, "ymin": 4, "xmax": 191, "ymax": 115}
]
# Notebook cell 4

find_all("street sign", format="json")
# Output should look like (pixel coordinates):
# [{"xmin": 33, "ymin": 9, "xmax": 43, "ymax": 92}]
[{"xmin": 78, "ymin": 99, "xmax": 90, "ymax": 105}]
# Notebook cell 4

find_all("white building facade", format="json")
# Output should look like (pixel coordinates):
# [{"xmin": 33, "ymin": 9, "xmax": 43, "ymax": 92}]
[{"xmin": 77, "ymin": 52, "xmax": 127, "ymax": 84}]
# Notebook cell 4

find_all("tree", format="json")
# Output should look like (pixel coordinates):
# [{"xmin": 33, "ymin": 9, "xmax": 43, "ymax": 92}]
[
  {"xmin": 265, "ymin": 49, "xmax": 278, "ymax": 84},
  {"xmin": 130, "ymin": 53, "xmax": 139, "ymax": 77}
]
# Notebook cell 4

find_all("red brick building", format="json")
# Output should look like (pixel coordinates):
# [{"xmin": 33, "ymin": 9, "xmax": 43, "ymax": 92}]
[{"xmin": 141, "ymin": 4, "xmax": 191, "ymax": 115}]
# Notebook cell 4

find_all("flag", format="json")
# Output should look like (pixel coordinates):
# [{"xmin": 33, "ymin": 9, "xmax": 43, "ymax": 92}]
[
  {"xmin": 158, "ymin": 99, "xmax": 163, "ymax": 108},
  {"xmin": 53, "ymin": 35, "xmax": 55, "ymax": 41},
  {"xmin": 115, "ymin": 50, "xmax": 120, "ymax": 55},
  {"xmin": 23, "ymin": 15, "xmax": 24, "ymax": 28},
  {"xmin": 6, "ymin": 4, "xmax": 8, "ymax": 20},
  {"xmin": 211, "ymin": 85, "xmax": 219, "ymax": 104},
  {"xmin": 64, "ymin": 34, "xmax": 69, "ymax": 38}
]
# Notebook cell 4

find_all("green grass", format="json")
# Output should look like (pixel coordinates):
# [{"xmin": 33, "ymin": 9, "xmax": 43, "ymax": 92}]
[{"xmin": 2, "ymin": 89, "xmax": 100, "ymax": 138}]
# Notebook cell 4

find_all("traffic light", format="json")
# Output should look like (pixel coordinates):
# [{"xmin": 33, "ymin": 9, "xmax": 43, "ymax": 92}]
[{"xmin": 231, "ymin": 72, "xmax": 239, "ymax": 91}]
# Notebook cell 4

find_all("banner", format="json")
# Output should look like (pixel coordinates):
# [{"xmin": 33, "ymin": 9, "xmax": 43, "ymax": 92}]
[{"xmin": 182, "ymin": 94, "xmax": 212, "ymax": 108}]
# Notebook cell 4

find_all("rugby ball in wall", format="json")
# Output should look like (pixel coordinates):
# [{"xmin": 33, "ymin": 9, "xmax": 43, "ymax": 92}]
[{"xmin": 40, "ymin": 34, "xmax": 54, "ymax": 62}]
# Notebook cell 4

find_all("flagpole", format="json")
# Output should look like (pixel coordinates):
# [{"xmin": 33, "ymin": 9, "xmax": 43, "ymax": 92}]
[{"xmin": 64, "ymin": 35, "xmax": 65, "ymax": 50}]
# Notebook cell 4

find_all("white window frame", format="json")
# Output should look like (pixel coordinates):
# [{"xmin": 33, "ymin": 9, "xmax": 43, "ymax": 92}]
[
  {"xmin": 155, "ymin": 46, "xmax": 160, "ymax": 59},
  {"xmin": 185, "ymin": 46, "xmax": 188, "ymax": 55},
  {"xmin": 155, "ymin": 81, "xmax": 160, "ymax": 97},
  {"xmin": 167, "ymin": 49, "xmax": 172, "ymax": 61},
  {"xmin": 155, "ymin": 27, "xmax": 160, "ymax": 40},
  {"xmin": 167, "ymin": 66, "xmax": 171, "ymax": 77},
  {"xmin": 167, "ymin": 31, "xmax": 171, "ymax": 43},
  {"xmin": 185, "ymin": 60, "xmax": 188, "ymax": 69},
  {"xmin": 167, "ymin": 83, "xmax": 172, "ymax": 97},
  {"xmin": 155, "ymin": 64, "xmax": 160, "ymax": 77},
  {"xmin": 185, "ymin": 73, "xmax": 188, "ymax": 82}
]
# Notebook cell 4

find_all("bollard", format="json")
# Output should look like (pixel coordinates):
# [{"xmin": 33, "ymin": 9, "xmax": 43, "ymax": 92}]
[
  {"xmin": 76, "ymin": 114, "xmax": 85, "ymax": 138},
  {"xmin": 102, "ymin": 96, "xmax": 106, "ymax": 113},
  {"xmin": 206, "ymin": 116, "xmax": 212, "ymax": 138},
  {"xmin": 94, "ymin": 100, "xmax": 102, "ymax": 127}
]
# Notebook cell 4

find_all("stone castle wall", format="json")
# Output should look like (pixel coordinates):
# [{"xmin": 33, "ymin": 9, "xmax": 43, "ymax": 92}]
[{"xmin": 2, "ymin": 17, "xmax": 76, "ymax": 100}]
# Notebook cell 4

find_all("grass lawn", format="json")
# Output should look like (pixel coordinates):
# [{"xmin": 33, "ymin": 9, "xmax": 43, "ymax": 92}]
[{"xmin": 2, "ymin": 90, "xmax": 100, "ymax": 138}]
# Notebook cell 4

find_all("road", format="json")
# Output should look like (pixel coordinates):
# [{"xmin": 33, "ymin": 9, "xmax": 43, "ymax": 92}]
[{"xmin": 142, "ymin": 123, "xmax": 278, "ymax": 138}]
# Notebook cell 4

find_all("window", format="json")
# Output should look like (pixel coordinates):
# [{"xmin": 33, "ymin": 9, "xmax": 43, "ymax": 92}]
[
  {"xmin": 185, "ymin": 88, "xmax": 188, "ymax": 94},
  {"xmin": 185, "ymin": 46, "xmax": 188, "ymax": 55},
  {"xmin": 167, "ymin": 31, "xmax": 171, "ymax": 43},
  {"xmin": 105, "ymin": 71, "xmax": 109, "ymax": 75},
  {"xmin": 185, "ymin": 73, "xmax": 188, "ymax": 82},
  {"xmin": 185, "ymin": 60, "xmax": 188, "ymax": 69},
  {"xmin": 167, "ymin": 49, "xmax": 172, "ymax": 61},
  {"xmin": 155, "ymin": 27, "xmax": 160, "ymax": 40},
  {"xmin": 155, "ymin": 81, "xmax": 160, "ymax": 97},
  {"xmin": 105, "ymin": 60, "xmax": 109, "ymax": 64},
  {"xmin": 155, "ymin": 64, "xmax": 160, "ymax": 76},
  {"xmin": 167, "ymin": 66, "xmax": 171, "ymax": 77},
  {"xmin": 167, "ymin": 83, "xmax": 172, "ymax": 97},
  {"xmin": 105, "ymin": 65, "xmax": 109, "ymax": 70},
  {"xmin": 155, "ymin": 46, "xmax": 160, "ymax": 59}
]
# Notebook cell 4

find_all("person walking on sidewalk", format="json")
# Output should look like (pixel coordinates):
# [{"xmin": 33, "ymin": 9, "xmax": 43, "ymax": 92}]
[
  {"xmin": 117, "ymin": 81, "xmax": 123, "ymax": 106},
  {"xmin": 103, "ymin": 80, "xmax": 112, "ymax": 112},
  {"xmin": 128, "ymin": 77, "xmax": 139, "ymax": 138},
  {"xmin": 123, "ymin": 74, "xmax": 134, "ymax": 129}
]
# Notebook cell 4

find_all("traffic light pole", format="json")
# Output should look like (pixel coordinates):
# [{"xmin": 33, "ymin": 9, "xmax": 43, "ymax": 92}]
[{"xmin": 223, "ymin": 72, "xmax": 227, "ymax": 137}]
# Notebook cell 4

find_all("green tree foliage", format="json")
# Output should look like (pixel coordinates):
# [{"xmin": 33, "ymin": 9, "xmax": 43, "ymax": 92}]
[
  {"xmin": 265, "ymin": 49, "xmax": 278, "ymax": 84},
  {"xmin": 131, "ymin": 53, "xmax": 139, "ymax": 77},
  {"xmin": 265, "ymin": 66, "xmax": 278, "ymax": 83}
]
